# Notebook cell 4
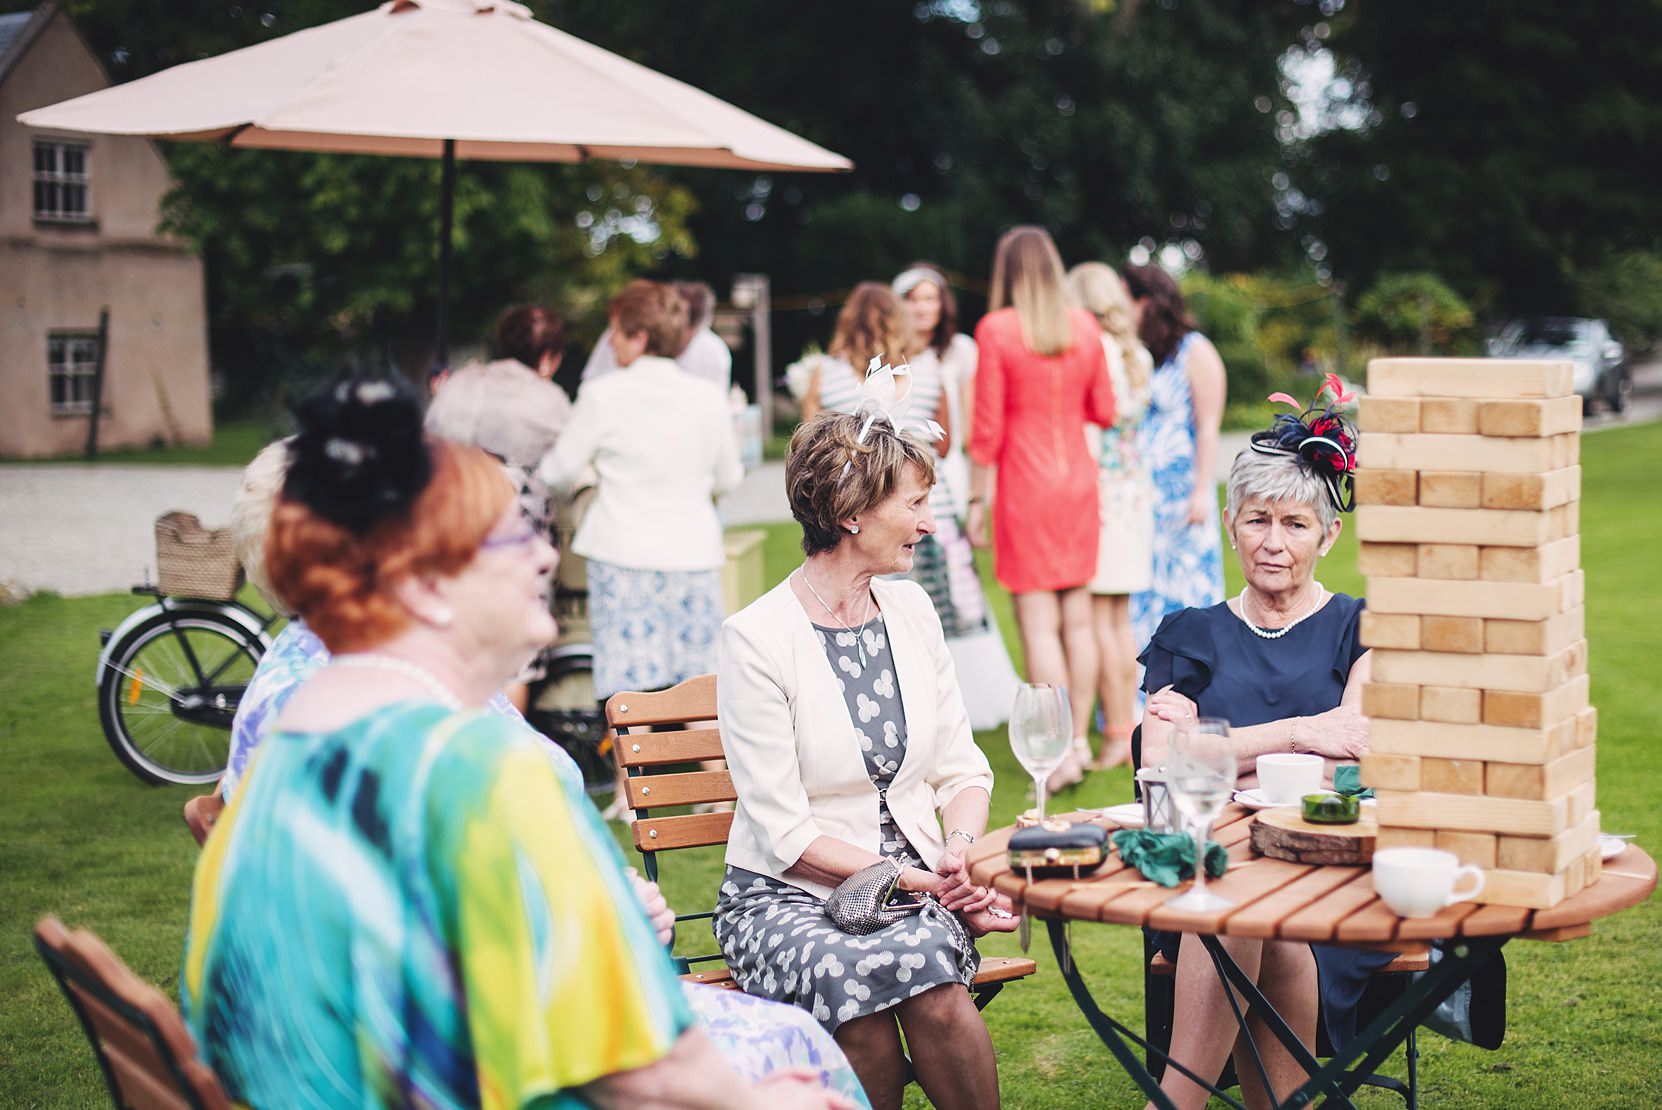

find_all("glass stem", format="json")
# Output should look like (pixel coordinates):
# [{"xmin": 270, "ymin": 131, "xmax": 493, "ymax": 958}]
[
  {"xmin": 1035, "ymin": 774, "xmax": 1048, "ymax": 823},
  {"xmin": 1191, "ymin": 820, "xmax": 1209, "ymax": 897}
]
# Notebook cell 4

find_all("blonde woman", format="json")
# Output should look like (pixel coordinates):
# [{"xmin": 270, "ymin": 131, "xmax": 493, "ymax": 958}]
[
  {"xmin": 967, "ymin": 227, "xmax": 1116, "ymax": 790},
  {"xmin": 1066, "ymin": 262, "xmax": 1154, "ymax": 768}
]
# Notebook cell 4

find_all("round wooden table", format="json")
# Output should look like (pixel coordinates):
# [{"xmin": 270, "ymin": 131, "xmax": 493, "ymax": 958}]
[{"xmin": 966, "ymin": 803, "xmax": 1656, "ymax": 1109}]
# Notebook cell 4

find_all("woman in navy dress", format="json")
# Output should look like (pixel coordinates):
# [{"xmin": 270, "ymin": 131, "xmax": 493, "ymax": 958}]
[{"xmin": 1139, "ymin": 386, "xmax": 1385, "ymax": 1109}]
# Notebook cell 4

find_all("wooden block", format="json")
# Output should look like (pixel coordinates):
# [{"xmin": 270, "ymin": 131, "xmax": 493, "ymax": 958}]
[
  {"xmin": 1485, "ymin": 744, "xmax": 1596, "ymax": 801},
  {"xmin": 1358, "ymin": 542, "xmax": 1417, "ymax": 576},
  {"xmin": 1495, "ymin": 811, "xmax": 1600, "ymax": 873},
  {"xmin": 1435, "ymin": 830, "xmax": 1498, "ymax": 869},
  {"xmin": 1360, "ymin": 753, "xmax": 1422, "ymax": 791},
  {"xmin": 1359, "ymin": 432, "xmax": 1577, "ymax": 473},
  {"xmin": 1421, "ymin": 757, "xmax": 1483, "ymax": 794},
  {"xmin": 1481, "ymin": 467, "xmax": 1581, "ymax": 511},
  {"xmin": 1419, "ymin": 398, "xmax": 1480, "ymax": 434},
  {"xmin": 1357, "ymin": 505, "xmax": 1566, "ymax": 547},
  {"xmin": 1367, "ymin": 577, "xmax": 1576, "ymax": 621},
  {"xmin": 1482, "ymin": 674, "xmax": 1591, "ymax": 729},
  {"xmin": 1372, "ymin": 641, "xmax": 1586, "ymax": 693},
  {"xmin": 1375, "ymin": 827, "xmax": 1437, "ymax": 850},
  {"xmin": 1360, "ymin": 611, "xmax": 1420, "ymax": 650},
  {"xmin": 1367, "ymin": 358, "xmax": 1574, "ymax": 399},
  {"xmin": 1485, "ymin": 607, "xmax": 1585, "ymax": 656},
  {"xmin": 1370, "ymin": 717, "xmax": 1577, "ymax": 763},
  {"xmin": 1585, "ymin": 847, "xmax": 1602, "ymax": 886},
  {"xmin": 1575, "ymin": 706, "xmax": 1597, "ymax": 749},
  {"xmin": 1357, "ymin": 396, "xmax": 1421, "ymax": 434},
  {"xmin": 1479, "ymin": 536, "xmax": 1580, "ymax": 584},
  {"xmin": 1479, "ymin": 396, "xmax": 1583, "ymax": 438},
  {"xmin": 1477, "ymin": 867, "xmax": 1568, "ymax": 910},
  {"xmin": 1416, "ymin": 544, "xmax": 1480, "ymax": 580},
  {"xmin": 1421, "ymin": 615, "xmax": 1483, "ymax": 654},
  {"xmin": 1419, "ymin": 685, "xmax": 1482, "ymax": 724},
  {"xmin": 1361, "ymin": 682, "xmax": 1419, "ymax": 721},
  {"xmin": 1418, "ymin": 471, "xmax": 1482, "ymax": 508},
  {"xmin": 1568, "ymin": 779, "xmax": 1596, "ymax": 826},
  {"xmin": 1375, "ymin": 781, "xmax": 1593, "ymax": 836},
  {"xmin": 1354, "ymin": 469, "xmax": 1418, "ymax": 506},
  {"xmin": 1560, "ymin": 568, "xmax": 1586, "ymax": 612}
]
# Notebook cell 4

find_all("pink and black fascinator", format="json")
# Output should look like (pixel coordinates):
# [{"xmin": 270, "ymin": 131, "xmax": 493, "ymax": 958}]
[{"xmin": 1250, "ymin": 372, "xmax": 1359, "ymax": 513}]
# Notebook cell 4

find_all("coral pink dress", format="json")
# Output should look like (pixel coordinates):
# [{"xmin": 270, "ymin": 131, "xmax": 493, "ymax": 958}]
[{"xmin": 970, "ymin": 307, "xmax": 1116, "ymax": 593}]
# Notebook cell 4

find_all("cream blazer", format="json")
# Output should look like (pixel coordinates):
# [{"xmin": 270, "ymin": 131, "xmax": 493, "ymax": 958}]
[
  {"xmin": 538, "ymin": 356, "xmax": 742, "ymax": 571},
  {"xmin": 719, "ymin": 573, "xmax": 995, "ymax": 899}
]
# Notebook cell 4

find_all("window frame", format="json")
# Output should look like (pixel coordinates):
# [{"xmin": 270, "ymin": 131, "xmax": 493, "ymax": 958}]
[
  {"xmin": 33, "ymin": 138, "xmax": 93, "ymax": 226},
  {"xmin": 47, "ymin": 330, "xmax": 103, "ymax": 417}
]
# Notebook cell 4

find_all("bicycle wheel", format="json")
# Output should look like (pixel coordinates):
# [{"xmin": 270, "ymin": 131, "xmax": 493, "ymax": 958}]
[
  {"xmin": 97, "ymin": 608, "xmax": 265, "ymax": 786},
  {"xmin": 527, "ymin": 648, "xmax": 614, "ymax": 796}
]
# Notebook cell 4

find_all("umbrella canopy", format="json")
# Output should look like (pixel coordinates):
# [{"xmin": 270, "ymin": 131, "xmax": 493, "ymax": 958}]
[
  {"xmin": 18, "ymin": 0, "xmax": 850, "ymax": 364},
  {"xmin": 19, "ymin": 0, "xmax": 850, "ymax": 171}
]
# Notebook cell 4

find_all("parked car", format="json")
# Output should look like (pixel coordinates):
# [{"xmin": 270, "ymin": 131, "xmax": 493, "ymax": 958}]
[{"xmin": 1488, "ymin": 317, "xmax": 1631, "ymax": 414}]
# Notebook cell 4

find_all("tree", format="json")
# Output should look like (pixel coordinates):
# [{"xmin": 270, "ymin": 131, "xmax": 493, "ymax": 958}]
[{"xmin": 1293, "ymin": 0, "xmax": 1662, "ymax": 320}]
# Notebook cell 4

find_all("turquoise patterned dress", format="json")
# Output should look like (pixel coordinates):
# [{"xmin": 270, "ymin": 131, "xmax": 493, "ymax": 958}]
[{"xmin": 1132, "ymin": 331, "xmax": 1225, "ymax": 657}]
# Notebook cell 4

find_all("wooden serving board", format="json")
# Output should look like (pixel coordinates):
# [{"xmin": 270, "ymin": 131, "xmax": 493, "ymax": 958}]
[{"xmin": 1252, "ymin": 808, "xmax": 1378, "ymax": 866}]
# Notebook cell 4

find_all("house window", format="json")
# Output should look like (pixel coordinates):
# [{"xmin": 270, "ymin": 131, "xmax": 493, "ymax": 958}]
[
  {"xmin": 34, "ymin": 140, "xmax": 91, "ymax": 223},
  {"xmin": 48, "ymin": 332, "xmax": 101, "ymax": 415}
]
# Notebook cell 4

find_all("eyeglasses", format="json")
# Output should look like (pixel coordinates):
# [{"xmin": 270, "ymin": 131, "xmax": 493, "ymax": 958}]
[{"xmin": 479, "ymin": 528, "xmax": 541, "ymax": 552}]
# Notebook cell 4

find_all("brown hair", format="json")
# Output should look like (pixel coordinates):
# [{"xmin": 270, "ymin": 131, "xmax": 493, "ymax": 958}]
[
  {"xmin": 1122, "ymin": 263, "xmax": 1196, "ymax": 368},
  {"xmin": 493, "ymin": 304, "xmax": 566, "ymax": 370},
  {"xmin": 609, "ymin": 279, "xmax": 688, "ymax": 358},
  {"xmin": 829, "ymin": 283, "xmax": 916, "ymax": 372},
  {"xmin": 988, "ymin": 226, "xmax": 1074, "ymax": 356},
  {"xmin": 266, "ymin": 439, "xmax": 513, "ymax": 652},
  {"xmin": 896, "ymin": 262, "xmax": 961, "ymax": 357},
  {"xmin": 786, "ymin": 412, "xmax": 935, "ymax": 557}
]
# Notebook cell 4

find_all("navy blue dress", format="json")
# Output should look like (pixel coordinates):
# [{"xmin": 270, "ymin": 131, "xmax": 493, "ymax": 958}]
[{"xmin": 1139, "ymin": 592, "xmax": 1392, "ymax": 1050}]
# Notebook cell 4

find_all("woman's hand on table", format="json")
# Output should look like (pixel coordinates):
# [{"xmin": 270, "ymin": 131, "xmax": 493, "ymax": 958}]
[
  {"xmin": 1147, "ymin": 685, "xmax": 1198, "ymax": 726},
  {"xmin": 627, "ymin": 868, "xmax": 675, "ymax": 946},
  {"xmin": 1293, "ymin": 705, "xmax": 1369, "ymax": 760}
]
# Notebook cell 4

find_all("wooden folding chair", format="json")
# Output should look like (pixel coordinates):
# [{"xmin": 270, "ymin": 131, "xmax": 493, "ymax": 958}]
[
  {"xmin": 183, "ymin": 791, "xmax": 225, "ymax": 848},
  {"xmin": 33, "ymin": 917, "xmax": 230, "ymax": 1110},
  {"xmin": 606, "ymin": 674, "xmax": 1036, "ymax": 999}
]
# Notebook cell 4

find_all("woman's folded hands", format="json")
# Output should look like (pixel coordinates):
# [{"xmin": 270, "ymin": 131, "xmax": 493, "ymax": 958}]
[{"xmin": 937, "ymin": 848, "xmax": 1019, "ymax": 936}]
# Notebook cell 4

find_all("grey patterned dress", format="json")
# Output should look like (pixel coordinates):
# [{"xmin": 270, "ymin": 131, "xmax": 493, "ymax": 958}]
[{"xmin": 713, "ymin": 616, "xmax": 979, "ymax": 1033}]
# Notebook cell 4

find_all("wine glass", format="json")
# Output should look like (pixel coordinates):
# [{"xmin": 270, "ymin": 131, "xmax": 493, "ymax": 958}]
[
  {"xmin": 1009, "ymin": 683, "xmax": 1073, "ymax": 824},
  {"xmin": 1164, "ymin": 717, "xmax": 1237, "ymax": 912}
]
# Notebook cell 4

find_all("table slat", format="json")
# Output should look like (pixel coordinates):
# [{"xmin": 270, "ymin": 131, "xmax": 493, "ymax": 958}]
[
  {"xmin": 1396, "ymin": 902, "xmax": 1479, "ymax": 940},
  {"xmin": 1334, "ymin": 881, "xmax": 1407, "ymax": 944},
  {"xmin": 1529, "ymin": 848, "xmax": 1657, "ymax": 931},
  {"xmin": 1459, "ymin": 903, "xmax": 1533, "ymax": 937},
  {"xmin": 1277, "ymin": 870, "xmax": 1374, "ymax": 941},
  {"xmin": 1226, "ymin": 864, "xmax": 1367, "ymax": 940},
  {"xmin": 1147, "ymin": 858, "xmax": 1312, "ymax": 934}
]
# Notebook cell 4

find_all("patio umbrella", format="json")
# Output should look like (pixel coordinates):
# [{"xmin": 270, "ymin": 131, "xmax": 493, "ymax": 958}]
[{"xmin": 18, "ymin": 0, "xmax": 850, "ymax": 366}]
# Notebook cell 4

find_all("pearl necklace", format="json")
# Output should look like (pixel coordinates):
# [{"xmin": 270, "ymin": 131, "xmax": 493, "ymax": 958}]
[
  {"xmin": 331, "ymin": 653, "xmax": 465, "ymax": 709},
  {"xmin": 799, "ymin": 567, "xmax": 874, "ymax": 667},
  {"xmin": 1237, "ymin": 582, "xmax": 1327, "ymax": 640}
]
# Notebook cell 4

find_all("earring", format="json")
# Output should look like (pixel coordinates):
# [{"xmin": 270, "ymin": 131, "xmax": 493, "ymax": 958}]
[
  {"xmin": 848, "ymin": 525, "xmax": 860, "ymax": 535},
  {"xmin": 433, "ymin": 607, "xmax": 454, "ymax": 627}
]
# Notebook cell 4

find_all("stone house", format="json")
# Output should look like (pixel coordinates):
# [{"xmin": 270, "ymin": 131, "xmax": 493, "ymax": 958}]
[{"xmin": 0, "ymin": 3, "xmax": 210, "ymax": 457}]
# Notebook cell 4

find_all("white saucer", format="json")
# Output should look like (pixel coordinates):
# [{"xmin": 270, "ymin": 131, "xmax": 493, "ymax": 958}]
[
  {"xmin": 1233, "ymin": 788, "xmax": 1300, "ymax": 811},
  {"xmin": 1599, "ymin": 834, "xmax": 1629, "ymax": 861},
  {"xmin": 1085, "ymin": 803, "xmax": 1146, "ymax": 828}
]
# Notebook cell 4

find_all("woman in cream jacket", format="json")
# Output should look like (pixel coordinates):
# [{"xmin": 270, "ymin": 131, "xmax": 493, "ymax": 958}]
[{"xmin": 714, "ymin": 412, "xmax": 1015, "ymax": 1110}]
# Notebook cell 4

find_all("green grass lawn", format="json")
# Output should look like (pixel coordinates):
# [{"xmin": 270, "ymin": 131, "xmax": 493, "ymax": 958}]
[
  {"xmin": 3, "ymin": 423, "xmax": 1660, "ymax": 1107},
  {"xmin": 0, "ymin": 419, "xmax": 283, "ymax": 468}
]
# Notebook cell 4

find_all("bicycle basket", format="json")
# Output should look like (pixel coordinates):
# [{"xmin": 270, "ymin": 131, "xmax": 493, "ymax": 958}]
[{"xmin": 154, "ymin": 511, "xmax": 243, "ymax": 600}]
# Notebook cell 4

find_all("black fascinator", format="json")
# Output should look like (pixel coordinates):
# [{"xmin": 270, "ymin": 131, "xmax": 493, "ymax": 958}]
[
  {"xmin": 284, "ymin": 375, "xmax": 431, "ymax": 533},
  {"xmin": 1249, "ymin": 373, "xmax": 1359, "ymax": 513}
]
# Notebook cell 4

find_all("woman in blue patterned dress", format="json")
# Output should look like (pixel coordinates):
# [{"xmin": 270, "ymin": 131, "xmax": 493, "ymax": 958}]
[{"xmin": 1123, "ymin": 264, "xmax": 1227, "ymax": 663}]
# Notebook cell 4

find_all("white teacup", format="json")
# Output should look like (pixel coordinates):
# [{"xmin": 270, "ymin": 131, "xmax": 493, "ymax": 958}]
[
  {"xmin": 1372, "ymin": 847, "xmax": 1486, "ymax": 919},
  {"xmin": 1255, "ymin": 753, "xmax": 1324, "ymax": 804}
]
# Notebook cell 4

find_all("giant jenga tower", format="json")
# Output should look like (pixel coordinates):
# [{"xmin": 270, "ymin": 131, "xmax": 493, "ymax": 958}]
[{"xmin": 1354, "ymin": 358, "xmax": 1599, "ymax": 910}]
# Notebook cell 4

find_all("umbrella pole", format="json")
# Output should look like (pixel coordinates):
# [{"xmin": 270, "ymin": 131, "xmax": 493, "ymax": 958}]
[{"xmin": 431, "ymin": 138, "xmax": 456, "ymax": 378}]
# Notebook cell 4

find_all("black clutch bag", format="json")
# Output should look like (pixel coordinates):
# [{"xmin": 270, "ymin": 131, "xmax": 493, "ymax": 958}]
[{"xmin": 1007, "ymin": 822, "xmax": 1109, "ymax": 879}]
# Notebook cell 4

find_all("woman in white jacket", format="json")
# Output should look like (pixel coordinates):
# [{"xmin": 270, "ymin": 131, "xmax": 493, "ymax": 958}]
[
  {"xmin": 540, "ymin": 279, "xmax": 743, "ymax": 708},
  {"xmin": 714, "ymin": 412, "xmax": 1016, "ymax": 1110}
]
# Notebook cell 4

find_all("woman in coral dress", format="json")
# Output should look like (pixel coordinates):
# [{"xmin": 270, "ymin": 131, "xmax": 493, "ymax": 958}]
[{"xmin": 967, "ymin": 227, "xmax": 1116, "ymax": 786}]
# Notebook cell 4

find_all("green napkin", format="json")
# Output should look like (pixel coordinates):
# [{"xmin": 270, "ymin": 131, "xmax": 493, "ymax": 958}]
[
  {"xmin": 1332, "ymin": 764, "xmax": 1375, "ymax": 799},
  {"xmin": 1111, "ymin": 829, "xmax": 1228, "ymax": 888}
]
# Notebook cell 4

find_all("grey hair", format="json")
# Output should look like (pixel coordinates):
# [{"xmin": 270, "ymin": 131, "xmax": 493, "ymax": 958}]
[
  {"xmin": 1225, "ymin": 449, "xmax": 1338, "ymax": 534},
  {"xmin": 229, "ymin": 437, "xmax": 295, "ymax": 613}
]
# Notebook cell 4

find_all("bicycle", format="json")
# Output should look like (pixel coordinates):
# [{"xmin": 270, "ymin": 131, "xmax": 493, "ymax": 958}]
[{"xmin": 95, "ymin": 582, "xmax": 281, "ymax": 786}]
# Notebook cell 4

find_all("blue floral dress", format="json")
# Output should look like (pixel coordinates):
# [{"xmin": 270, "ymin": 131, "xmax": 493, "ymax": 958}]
[{"xmin": 1132, "ymin": 331, "xmax": 1225, "ymax": 658}]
